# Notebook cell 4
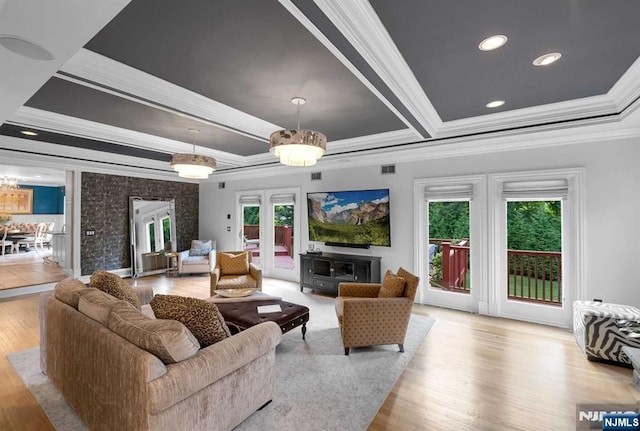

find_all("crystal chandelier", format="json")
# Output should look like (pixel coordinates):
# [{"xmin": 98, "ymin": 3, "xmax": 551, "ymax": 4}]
[
  {"xmin": 170, "ymin": 128, "xmax": 217, "ymax": 179},
  {"xmin": 269, "ymin": 97, "xmax": 326, "ymax": 167},
  {"xmin": 0, "ymin": 176, "xmax": 18, "ymax": 190}
]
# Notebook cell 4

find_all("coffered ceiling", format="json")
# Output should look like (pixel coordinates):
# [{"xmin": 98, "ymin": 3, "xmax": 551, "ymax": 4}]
[{"xmin": 1, "ymin": 0, "xmax": 640, "ymax": 178}]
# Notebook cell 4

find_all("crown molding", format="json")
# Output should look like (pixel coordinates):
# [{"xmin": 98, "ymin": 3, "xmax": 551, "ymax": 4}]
[
  {"xmin": 0, "ymin": 134, "xmax": 195, "ymax": 182},
  {"xmin": 608, "ymin": 55, "xmax": 640, "ymax": 111},
  {"xmin": 326, "ymin": 128, "xmax": 417, "ymax": 152},
  {"xmin": 8, "ymin": 107, "xmax": 246, "ymax": 169},
  {"xmin": 59, "ymin": 49, "xmax": 276, "ymax": 141},
  {"xmin": 314, "ymin": 0, "xmax": 440, "ymax": 137},
  {"xmin": 436, "ymin": 94, "xmax": 618, "ymax": 137},
  {"xmin": 210, "ymin": 113, "xmax": 640, "ymax": 182}
]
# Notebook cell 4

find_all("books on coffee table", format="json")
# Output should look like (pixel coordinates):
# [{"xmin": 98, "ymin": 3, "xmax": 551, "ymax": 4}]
[{"xmin": 257, "ymin": 304, "xmax": 282, "ymax": 314}]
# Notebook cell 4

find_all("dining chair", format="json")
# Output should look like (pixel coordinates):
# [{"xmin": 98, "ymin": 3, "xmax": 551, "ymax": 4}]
[{"xmin": 0, "ymin": 227, "xmax": 13, "ymax": 256}]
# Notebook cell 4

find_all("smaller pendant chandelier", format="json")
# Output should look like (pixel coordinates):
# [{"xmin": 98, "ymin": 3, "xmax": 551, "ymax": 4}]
[
  {"xmin": 270, "ymin": 97, "xmax": 326, "ymax": 167},
  {"xmin": 0, "ymin": 176, "xmax": 18, "ymax": 190},
  {"xmin": 170, "ymin": 128, "xmax": 217, "ymax": 179}
]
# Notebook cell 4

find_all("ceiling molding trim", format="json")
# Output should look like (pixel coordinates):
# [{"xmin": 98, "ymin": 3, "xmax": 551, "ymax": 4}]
[
  {"xmin": 59, "ymin": 48, "xmax": 276, "ymax": 141},
  {"xmin": 210, "ymin": 118, "xmax": 640, "ymax": 182},
  {"xmin": 436, "ymin": 94, "xmax": 618, "ymax": 137},
  {"xmin": 608, "ymin": 55, "xmax": 640, "ymax": 111},
  {"xmin": 8, "ymin": 107, "xmax": 246, "ymax": 169},
  {"xmin": 278, "ymin": 0, "xmax": 423, "ymax": 139},
  {"xmin": 0, "ymin": 135, "xmax": 197, "ymax": 183},
  {"xmin": 326, "ymin": 128, "xmax": 417, "ymax": 152},
  {"xmin": 313, "ymin": 0, "xmax": 442, "ymax": 136}
]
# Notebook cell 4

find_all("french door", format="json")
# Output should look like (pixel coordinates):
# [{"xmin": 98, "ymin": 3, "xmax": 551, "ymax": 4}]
[
  {"xmin": 237, "ymin": 188, "xmax": 300, "ymax": 281},
  {"xmin": 415, "ymin": 176, "xmax": 486, "ymax": 313}
]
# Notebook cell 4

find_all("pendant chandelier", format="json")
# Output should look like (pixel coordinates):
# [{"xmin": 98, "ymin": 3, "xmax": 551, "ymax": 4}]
[
  {"xmin": 269, "ymin": 97, "xmax": 326, "ymax": 167},
  {"xmin": 170, "ymin": 128, "xmax": 216, "ymax": 179},
  {"xmin": 0, "ymin": 176, "xmax": 18, "ymax": 190}
]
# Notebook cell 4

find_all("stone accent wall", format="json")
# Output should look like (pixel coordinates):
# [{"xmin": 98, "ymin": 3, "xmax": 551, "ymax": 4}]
[{"xmin": 81, "ymin": 173, "xmax": 198, "ymax": 275}]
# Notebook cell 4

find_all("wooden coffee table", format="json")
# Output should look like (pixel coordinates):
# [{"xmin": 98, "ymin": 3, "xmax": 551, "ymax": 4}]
[{"xmin": 214, "ymin": 299, "xmax": 309, "ymax": 339}]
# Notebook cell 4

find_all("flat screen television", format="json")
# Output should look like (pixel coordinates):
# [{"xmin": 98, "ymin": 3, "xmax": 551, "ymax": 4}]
[{"xmin": 307, "ymin": 188, "xmax": 391, "ymax": 248}]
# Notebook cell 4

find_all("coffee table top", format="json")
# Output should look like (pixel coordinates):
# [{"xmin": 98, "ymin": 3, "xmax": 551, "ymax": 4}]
[{"xmin": 215, "ymin": 299, "xmax": 309, "ymax": 330}]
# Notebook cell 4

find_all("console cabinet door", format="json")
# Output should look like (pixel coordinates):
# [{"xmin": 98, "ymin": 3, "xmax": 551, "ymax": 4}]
[{"xmin": 353, "ymin": 262, "xmax": 370, "ymax": 283}]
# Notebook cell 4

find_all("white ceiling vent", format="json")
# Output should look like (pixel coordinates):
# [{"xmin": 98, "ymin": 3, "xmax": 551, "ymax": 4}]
[
  {"xmin": 381, "ymin": 164, "xmax": 396, "ymax": 175},
  {"xmin": 311, "ymin": 172, "xmax": 322, "ymax": 181}
]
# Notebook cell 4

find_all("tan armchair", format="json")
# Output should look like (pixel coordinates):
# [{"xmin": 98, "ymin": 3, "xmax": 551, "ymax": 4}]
[
  {"xmin": 335, "ymin": 267, "xmax": 420, "ymax": 355},
  {"xmin": 210, "ymin": 250, "xmax": 262, "ymax": 296}
]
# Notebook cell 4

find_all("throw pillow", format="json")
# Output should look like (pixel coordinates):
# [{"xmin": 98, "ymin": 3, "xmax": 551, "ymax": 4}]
[
  {"xmin": 108, "ymin": 301, "xmax": 200, "ymax": 364},
  {"xmin": 219, "ymin": 251, "xmax": 250, "ymax": 275},
  {"xmin": 189, "ymin": 239, "xmax": 212, "ymax": 257},
  {"xmin": 150, "ymin": 294, "xmax": 231, "ymax": 347},
  {"xmin": 89, "ymin": 270, "xmax": 141, "ymax": 310},
  {"xmin": 378, "ymin": 270, "xmax": 406, "ymax": 298}
]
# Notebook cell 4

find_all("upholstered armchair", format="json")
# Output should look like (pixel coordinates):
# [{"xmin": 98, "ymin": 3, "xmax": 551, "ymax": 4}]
[
  {"xmin": 177, "ymin": 239, "xmax": 216, "ymax": 275},
  {"xmin": 335, "ymin": 267, "xmax": 420, "ymax": 355},
  {"xmin": 210, "ymin": 250, "xmax": 262, "ymax": 296}
]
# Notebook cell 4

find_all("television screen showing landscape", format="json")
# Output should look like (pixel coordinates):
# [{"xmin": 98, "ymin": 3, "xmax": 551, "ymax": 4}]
[{"xmin": 307, "ymin": 189, "xmax": 391, "ymax": 247}]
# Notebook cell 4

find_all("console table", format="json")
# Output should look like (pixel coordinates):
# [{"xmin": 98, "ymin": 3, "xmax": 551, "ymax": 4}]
[{"xmin": 299, "ymin": 252, "xmax": 381, "ymax": 295}]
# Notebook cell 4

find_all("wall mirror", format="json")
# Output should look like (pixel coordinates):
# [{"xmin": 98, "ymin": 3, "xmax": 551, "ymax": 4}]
[{"xmin": 130, "ymin": 197, "xmax": 176, "ymax": 278}]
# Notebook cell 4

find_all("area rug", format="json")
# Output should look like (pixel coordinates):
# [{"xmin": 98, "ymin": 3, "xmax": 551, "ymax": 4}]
[{"xmin": 8, "ymin": 286, "xmax": 434, "ymax": 431}]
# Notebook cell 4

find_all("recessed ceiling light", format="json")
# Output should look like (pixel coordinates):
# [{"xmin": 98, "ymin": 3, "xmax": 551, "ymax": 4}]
[
  {"xmin": 0, "ymin": 35, "xmax": 53, "ymax": 61},
  {"xmin": 486, "ymin": 100, "xmax": 505, "ymax": 108},
  {"xmin": 478, "ymin": 35, "xmax": 508, "ymax": 51},
  {"xmin": 533, "ymin": 52, "xmax": 562, "ymax": 66},
  {"xmin": 34, "ymin": 175, "xmax": 42, "ymax": 178},
  {"xmin": 20, "ymin": 130, "xmax": 38, "ymax": 136}
]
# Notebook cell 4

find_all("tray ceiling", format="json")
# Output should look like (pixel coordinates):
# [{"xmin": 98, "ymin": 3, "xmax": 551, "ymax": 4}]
[{"xmin": 1, "ymin": 0, "xmax": 640, "ymax": 177}]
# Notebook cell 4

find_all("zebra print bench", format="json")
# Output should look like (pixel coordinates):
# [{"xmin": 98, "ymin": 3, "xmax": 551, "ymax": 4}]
[{"xmin": 573, "ymin": 300, "xmax": 640, "ymax": 366}]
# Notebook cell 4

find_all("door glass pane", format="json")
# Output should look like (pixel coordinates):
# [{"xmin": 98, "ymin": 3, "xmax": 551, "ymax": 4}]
[
  {"xmin": 273, "ymin": 204, "xmax": 294, "ymax": 270},
  {"xmin": 161, "ymin": 216, "xmax": 171, "ymax": 250},
  {"xmin": 243, "ymin": 205, "xmax": 260, "ymax": 265},
  {"xmin": 147, "ymin": 221, "xmax": 156, "ymax": 252},
  {"xmin": 428, "ymin": 201, "xmax": 470, "ymax": 293},
  {"xmin": 506, "ymin": 200, "xmax": 562, "ymax": 305}
]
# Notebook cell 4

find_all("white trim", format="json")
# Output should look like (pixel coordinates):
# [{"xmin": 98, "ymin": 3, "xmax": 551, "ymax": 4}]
[
  {"xmin": 72, "ymin": 171, "xmax": 82, "ymax": 279},
  {"xmin": 314, "ymin": 0, "xmax": 440, "ymax": 136},
  {"xmin": 608, "ymin": 55, "xmax": 640, "ymax": 112}
]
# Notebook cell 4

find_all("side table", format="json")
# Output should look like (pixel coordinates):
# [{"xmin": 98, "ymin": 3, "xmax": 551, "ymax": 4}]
[{"xmin": 164, "ymin": 251, "xmax": 178, "ymax": 276}]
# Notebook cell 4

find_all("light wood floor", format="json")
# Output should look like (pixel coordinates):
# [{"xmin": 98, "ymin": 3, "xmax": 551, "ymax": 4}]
[
  {"xmin": 0, "ymin": 275, "xmax": 637, "ymax": 430},
  {"xmin": 0, "ymin": 249, "xmax": 66, "ymax": 290}
]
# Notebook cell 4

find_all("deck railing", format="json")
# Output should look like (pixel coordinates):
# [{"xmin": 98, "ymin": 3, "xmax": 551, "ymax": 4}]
[
  {"xmin": 430, "ymin": 240, "xmax": 562, "ymax": 305},
  {"xmin": 507, "ymin": 250, "xmax": 562, "ymax": 306}
]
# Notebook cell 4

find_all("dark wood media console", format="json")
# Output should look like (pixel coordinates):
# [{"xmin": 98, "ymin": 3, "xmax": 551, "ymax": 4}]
[{"xmin": 299, "ymin": 252, "xmax": 381, "ymax": 295}]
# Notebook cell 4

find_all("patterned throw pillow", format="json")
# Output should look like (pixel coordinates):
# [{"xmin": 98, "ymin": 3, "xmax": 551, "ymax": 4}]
[
  {"xmin": 189, "ymin": 239, "xmax": 212, "ymax": 256},
  {"xmin": 378, "ymin": 270, "xmax": 406, "ymax": 298},
  {"xmin": 89, "ymin": 270, "xmax": 141, "ymax": 310},
  {"xmin": 150, "ymin": 294, "xmax": 231, "ymax": 347},
  {"xmin": 219, "ymin": 252, "xmax": 250, "ymax": 275}
]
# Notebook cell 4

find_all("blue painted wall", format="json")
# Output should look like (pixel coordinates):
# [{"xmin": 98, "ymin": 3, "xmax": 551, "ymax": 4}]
[{"xmin": 20, "ymin": 185, "xmax": 65, "ymax": 214}]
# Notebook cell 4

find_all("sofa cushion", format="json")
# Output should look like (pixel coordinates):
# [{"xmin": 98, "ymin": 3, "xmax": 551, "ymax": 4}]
[
  {"xmin": 150, "ymin": 294, "xmax": 231, "ymax": 347},
  {"xmin": 189, "ymin": 239, "xmax": 212, "ymax": 256},
  {"xmin": 378, "ymin": 270, "xmax": 406, "ymax": 298},
  {"xmin": 219, "ymin": 251, "xmax": 250, "ymax": 275},
  {"xmin": 54, "ymin": 277, "xmax": 87, "ymax": 309},
  {"xmin": 108, "ymin": 301, "xmax": 200, "ymax": 364},
  {"xmin": 77, "ymin": 288, "xmax": 122, "ymax": 325},
  {"xmin": 181, "ymin": 255, "xmax": 208, "ymax": 266},
  {"xmin": 90, "ymin": 270, "xmax": 141, "ymax": 310}
]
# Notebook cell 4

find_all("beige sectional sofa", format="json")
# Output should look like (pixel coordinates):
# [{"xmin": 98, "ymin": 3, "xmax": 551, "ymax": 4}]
[{"xmin": 39, "ymin": 278, "xmax": 282, "ymax": 431}]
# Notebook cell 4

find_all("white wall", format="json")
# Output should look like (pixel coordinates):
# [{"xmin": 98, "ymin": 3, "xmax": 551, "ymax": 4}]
[{"xmin": 200, "ymin": 138, "xmax": 640, "ymax": 307}]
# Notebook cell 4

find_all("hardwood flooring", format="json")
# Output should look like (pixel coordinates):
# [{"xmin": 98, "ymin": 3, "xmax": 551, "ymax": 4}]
[
  {"xmin": 0, "ymin": 275, "xmax": 637, "ymax": 430},
  {"xmin": 0, "ymin": 250, "xmax": 66, "ymax": 290}
]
